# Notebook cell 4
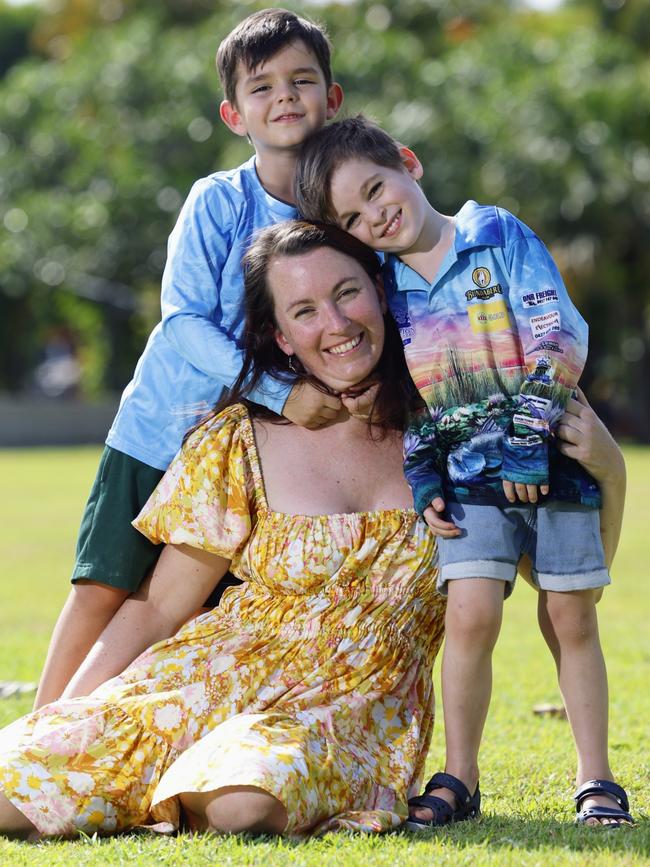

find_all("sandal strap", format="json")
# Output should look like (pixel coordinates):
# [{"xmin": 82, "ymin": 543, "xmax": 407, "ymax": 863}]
[
  {"xmin": 576, "ymin": 805, "xmax": 634, "ymax": 825},
  {"xmin": 574, "ymin": 779, "xmax": 630, "ymax": 813},
  {"xmin": 422, "ymin": 772, "xmax": 474, "ymax": 809},
  {"xmin": 407, "ymin": 793, "xmax": 455, "ymax": 824}
]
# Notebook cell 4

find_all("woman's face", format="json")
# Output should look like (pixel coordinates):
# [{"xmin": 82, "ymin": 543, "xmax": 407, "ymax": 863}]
[{"xmin": 269, "ymin": 246, "xmax": 386, "ymax": 393}]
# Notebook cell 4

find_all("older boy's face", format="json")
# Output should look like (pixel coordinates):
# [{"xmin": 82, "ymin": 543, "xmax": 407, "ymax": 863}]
[
  {"xmin": 221, "ymin": 41, "xmax": 341, "ymax": 157},
  {"xmin": 329, "ymin": 156, "xmax": 429, "ymax": 257}
]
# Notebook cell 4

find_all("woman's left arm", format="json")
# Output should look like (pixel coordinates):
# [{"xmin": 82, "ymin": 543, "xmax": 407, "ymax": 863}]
[
  {"xmin": 62, "ymin": 544, "xmax": 230, "ymax": 699},
  {"xmin": 555, "ymin": 389, "xmax": 626, "ymax": 568}
]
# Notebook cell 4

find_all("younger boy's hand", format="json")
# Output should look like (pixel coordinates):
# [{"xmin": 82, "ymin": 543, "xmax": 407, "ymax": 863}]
[
  {"xmin": 283, "ymin": 381, "xmax": 342, "ymax": 429},
  {"xmin": 422, "ymin": 497, "xmax": 461, "ymax": 538},
  {"xmin": 340, "ymin": 381, "xmax": 380, "ymax": 421},
  {"xmin": 502, "ymin": 481, "xmax": 549, "ymax": 504}
]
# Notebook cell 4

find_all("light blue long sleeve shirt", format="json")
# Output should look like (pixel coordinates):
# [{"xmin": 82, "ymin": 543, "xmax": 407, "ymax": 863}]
[{"xmin": 106, "ymin": 157, "xmax": 296, "ymax": 470}]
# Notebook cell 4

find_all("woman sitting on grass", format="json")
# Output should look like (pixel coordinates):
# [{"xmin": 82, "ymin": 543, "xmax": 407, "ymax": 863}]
[{"xmin": 0, "ymin": 221, "xmax": 625, "ymax": 840}]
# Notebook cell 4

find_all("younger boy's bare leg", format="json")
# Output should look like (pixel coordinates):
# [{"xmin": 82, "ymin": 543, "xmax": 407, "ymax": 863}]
[
  {"xmin": 538, "ymin": 589, "xmax": 622, "ymax": 826},
  {"xmin": 411, "ymin": 578, "xmax": 505, "ymax": 821},
  {"xmin": 34, "ymin": 582, "xmax": 129, "ymax": 709}
]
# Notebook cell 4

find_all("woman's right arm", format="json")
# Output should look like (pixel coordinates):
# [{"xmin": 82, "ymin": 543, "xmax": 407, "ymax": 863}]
[
  {"xmin": 62, "ymin": 544, "xmax": 230, "ymax": 698},
  {"xmin": 555, "ymin": 389, "xmax": 626, "ymax": 568}
]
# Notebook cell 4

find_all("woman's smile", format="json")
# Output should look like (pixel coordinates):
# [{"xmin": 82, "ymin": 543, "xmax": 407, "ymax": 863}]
[
  {"xmin": 268, "ymin": 246, "xmax": 386, "ymax": 393},
  {"xmin": 326, "ymin": 334, "xmax": 363, "ymax": 355}
]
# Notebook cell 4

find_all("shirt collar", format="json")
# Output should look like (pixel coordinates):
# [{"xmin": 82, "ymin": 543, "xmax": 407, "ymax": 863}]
[{"xmin": 384, "ymin": 200, "xmax": 502, "ymax": 292}]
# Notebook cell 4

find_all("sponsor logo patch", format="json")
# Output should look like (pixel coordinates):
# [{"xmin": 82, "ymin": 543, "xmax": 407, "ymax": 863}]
[
  {"xmin": 530, "ymin": 309, "xmax": 561, "ymax": 340},
  {"xmin": 537, "ymin": 340, "xmax": 564, "ymax": 354},
  {"xmin": 465, "ymin": 283, "xmax": 503, "ymax": 302},
  {"xmin": 467, "ymin": 297, "xmax": 511, "ymax": 333},
  {"xmin": 522, "ymin": 394, "xmax": 552, "ymax": 413},
  {"xmin": 391, "ymin": 295, "xmax": 414, "ymax": 346},
  {"xmin": 509, "ymin": 434, "xmax": 543, "ymax": 447},
  {"xmin": 472, "ymin": 267, "xmax": 491, "ymax": 288},
  {"xmin": 512, "ymin": 413, "xmax": 548, "ymax": 432},
  {"xmin": 522, "ymin": 288, "xmax": 559, "ymax": 308}
]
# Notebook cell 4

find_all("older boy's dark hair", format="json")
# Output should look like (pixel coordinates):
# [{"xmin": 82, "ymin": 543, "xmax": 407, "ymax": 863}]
[
  {"xmin": 216, "ymin": 8, "xmax": 333, "ymax": 105},
  {"xmin": 295, "ymin": 115, "xmax": 404, "ymax": 224}
]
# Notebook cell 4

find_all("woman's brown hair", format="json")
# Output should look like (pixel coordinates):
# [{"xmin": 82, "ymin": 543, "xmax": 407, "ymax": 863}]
[{"xmin": 217, "ymin": 219, "xmax": 418, "ymax": 433}]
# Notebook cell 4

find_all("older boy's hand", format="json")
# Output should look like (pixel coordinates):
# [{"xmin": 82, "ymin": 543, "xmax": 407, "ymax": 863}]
[
  {"xmin": 340, "ymin": 380, "xmax": 380, "ymax": 421},
  {"xmin": 502, "ymin": 481, "xmax": 549, "ymax": 503},
  {"xmin": 422, "ymin": 497, "xmax": 461, "ymax": 538},
  {"xmin": 283, "ymin": 381, "xmax": 342, "ymax": 429}
]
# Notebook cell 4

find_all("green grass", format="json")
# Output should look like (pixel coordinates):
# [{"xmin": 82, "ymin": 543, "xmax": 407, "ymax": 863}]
[{"xmin": 0, "ymin": 445, "xmax": 649, "ymax": 865}]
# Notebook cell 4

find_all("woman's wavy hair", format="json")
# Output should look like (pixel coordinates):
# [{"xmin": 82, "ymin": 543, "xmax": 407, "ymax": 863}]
[{"xmin": 218, "ymin": 219, "xmax": 418, "ymax": 433}]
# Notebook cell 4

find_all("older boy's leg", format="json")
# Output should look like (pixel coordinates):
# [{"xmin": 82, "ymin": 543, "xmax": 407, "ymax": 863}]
[
  {"xmin": 538, "ymin": 589, "xmax": 621, "ymax": 826},
  {"xmin": 34, "ymin": 582, "xmax": 129, "ymax": 708},
  {"xmin": 411, "ymin": 578, "xmax": 504, "ymax": 821}
]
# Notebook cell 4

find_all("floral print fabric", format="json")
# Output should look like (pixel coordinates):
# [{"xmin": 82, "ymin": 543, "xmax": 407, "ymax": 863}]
[{"xmin": 0, "ymin": 405, "xmax": 444, "ymax": 837}]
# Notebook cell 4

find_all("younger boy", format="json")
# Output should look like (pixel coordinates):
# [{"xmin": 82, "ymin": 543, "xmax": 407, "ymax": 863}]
[
  {"xmin": 295, "ymin": 116, "xmax": 633, "ymax": 828},
  {"xmin": 35, "ymin": 9, "xmax": 344, "ymax": 708}
]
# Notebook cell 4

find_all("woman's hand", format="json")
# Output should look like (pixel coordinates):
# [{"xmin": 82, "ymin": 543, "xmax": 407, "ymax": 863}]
[
  {"xmin": 555, "ymin": 388, "xmax": 624, "ymax": 485},
  {"xmin": 556, "ymin": 389, "xmax": 626, "ymax": 571}
]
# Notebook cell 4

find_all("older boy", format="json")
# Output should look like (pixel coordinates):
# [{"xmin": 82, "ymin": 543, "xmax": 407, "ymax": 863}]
[
  {"xmin": 295, "ymin": 116, "xmax": 633, "ymax": 828},
  {"xmin": 35, "ymin": 9, "xmax": 343, "ymax": 708}
]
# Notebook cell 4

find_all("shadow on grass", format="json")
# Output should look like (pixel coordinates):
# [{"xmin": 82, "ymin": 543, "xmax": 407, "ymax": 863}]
[
  {"xmin": 16, "ymin": 815, "xmax": 648, "ymax": 861},
  {"xmin": 397, "ymin": 814, "xmax": 649, "ymax": 857}
]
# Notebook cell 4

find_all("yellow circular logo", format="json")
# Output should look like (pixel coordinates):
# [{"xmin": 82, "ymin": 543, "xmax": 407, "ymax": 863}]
[{"xmin": 472, "ymin": 267, "xmax": 491, "ymax": 288}]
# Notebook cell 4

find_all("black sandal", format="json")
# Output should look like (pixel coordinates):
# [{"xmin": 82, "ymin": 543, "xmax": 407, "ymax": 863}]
[
  {"xmin": 406, "ymin": 772, "xmax": 481, "ymax": 831},
  {"xmin": 574, "ymin": 779, "xmax": 634, "ymax": 827}
]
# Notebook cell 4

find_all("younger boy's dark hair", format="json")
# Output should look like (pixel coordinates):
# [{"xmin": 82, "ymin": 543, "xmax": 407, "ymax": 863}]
[
  {"xmin": 216, "ymin": 8, "xmax": 333, "ymax": 105},
  {"xmin": 295, "ymin": 115, "xmax": 404, "ymax": 224}
]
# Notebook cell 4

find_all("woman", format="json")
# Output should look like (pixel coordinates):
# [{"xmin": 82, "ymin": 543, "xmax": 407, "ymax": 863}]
[{"xmin": 0, "ymin": 222, "xmax": 625, "ymax": 840}]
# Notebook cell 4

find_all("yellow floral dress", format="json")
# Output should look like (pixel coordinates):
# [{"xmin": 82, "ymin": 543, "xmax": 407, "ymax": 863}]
[{"xmin": 0, "ymin": 405, "xmax": 445, "ymax": 837}]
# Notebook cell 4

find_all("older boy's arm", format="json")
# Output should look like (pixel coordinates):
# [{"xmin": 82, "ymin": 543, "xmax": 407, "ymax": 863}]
[
  {"xmin": 62, "ymin": 544, "xmax": 230, "ymax": 698},
  {"xmin": 160, "ymin": 179, "xmax": 291, "ymax": 415},
  {"xmin": 556, "ymin": 390, "xmax": 625, "ymax": 567}
]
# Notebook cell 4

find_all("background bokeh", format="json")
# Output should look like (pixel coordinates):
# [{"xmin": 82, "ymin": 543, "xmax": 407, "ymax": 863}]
[{"xmin": 1, "ymin": 0, "xmax": 649, "ymax": 440}]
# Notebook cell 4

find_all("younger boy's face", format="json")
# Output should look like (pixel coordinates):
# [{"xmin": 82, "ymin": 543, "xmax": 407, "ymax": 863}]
[
  {"xmin": 220, "ymin": 41, "xmax": 342, "ymax": 158},
  {"xmin": 329, "ymin": 155, "xmax": 429, "ymax": 257}
]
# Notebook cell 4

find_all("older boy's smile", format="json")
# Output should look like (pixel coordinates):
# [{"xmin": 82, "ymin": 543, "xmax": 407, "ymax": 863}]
[{"xmin": 220, "ymin": 41, "xmax": 342, "ymax": 158}]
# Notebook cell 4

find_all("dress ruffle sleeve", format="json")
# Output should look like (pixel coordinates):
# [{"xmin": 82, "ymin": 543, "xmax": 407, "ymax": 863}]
[{"xmin": 133, "ymin": 404, "xmax": 254, "ymax": 560}]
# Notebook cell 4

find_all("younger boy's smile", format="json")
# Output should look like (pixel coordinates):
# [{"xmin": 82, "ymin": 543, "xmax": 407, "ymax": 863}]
[{"xmin": 329, "ymin": 156, "xmax": 433, "ymax": 258}]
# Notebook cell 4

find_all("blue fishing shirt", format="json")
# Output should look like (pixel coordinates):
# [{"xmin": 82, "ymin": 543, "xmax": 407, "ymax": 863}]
[{"xmin": 386, "ymin": 200, "xmax": 601, "ymax": 511}]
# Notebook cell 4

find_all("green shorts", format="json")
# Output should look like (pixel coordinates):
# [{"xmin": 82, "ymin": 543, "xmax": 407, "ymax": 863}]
[{"xmin": 71, "ymin": 446, "xmax": 165, "ymax": 591}]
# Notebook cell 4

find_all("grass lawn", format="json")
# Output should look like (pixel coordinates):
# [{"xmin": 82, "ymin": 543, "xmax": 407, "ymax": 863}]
[{"xmin": 0, "ymin": 445, "xmax": 648, "ymax": 865}]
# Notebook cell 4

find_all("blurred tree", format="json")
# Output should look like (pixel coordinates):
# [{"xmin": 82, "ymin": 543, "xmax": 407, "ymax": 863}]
[
  {"xmin": 0, "ymin": 1, "xmax": 40, "ymax": 76},
  {"xmin": 329, "ymin": 0, "xmax": 650, "ymax": 439},
  {"xmin": 0, "ymin": 0, "xmax": 648, "ymax": 437}
]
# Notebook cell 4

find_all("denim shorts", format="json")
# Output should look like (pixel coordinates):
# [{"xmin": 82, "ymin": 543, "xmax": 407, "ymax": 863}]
[{"xmin": 437, "ymin": 500, "xmax": 610, "ymax": 597}]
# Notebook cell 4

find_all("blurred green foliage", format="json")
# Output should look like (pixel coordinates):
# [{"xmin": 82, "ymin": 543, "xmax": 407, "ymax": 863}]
[{"xmin": 0, "ymin": 0, "xmax": 648, "ymax": 437}]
